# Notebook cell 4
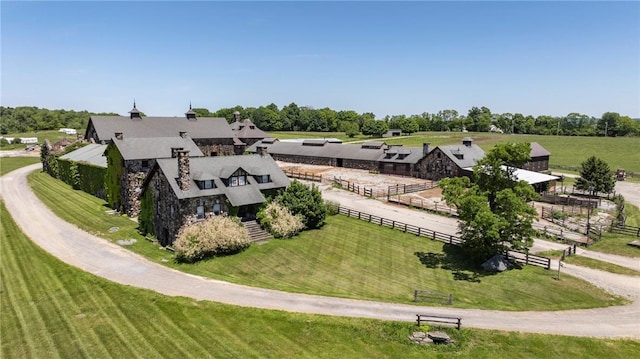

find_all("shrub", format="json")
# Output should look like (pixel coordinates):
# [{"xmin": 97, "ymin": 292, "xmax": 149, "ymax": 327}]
[
  {"xmin": 324, "ymin": 200, "xmax": 340, "ymax": 215},
  {"xmin": 277, "ymin": 180, "xmax": 326, "ymax": 229},
  {"xmin": 174, "ymin": 216, "xmax": 250, "ymax": 262},
  {"xmin": 257, "ymin": 201, "xmax": 304, "ymax": 239}
]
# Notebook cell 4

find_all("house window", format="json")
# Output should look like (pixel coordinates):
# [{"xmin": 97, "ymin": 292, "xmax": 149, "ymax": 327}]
[
  {"xmin": 213, "ymin": 203, "xmax": 221, "ymax": 215},
  {"xmin": 141, "ymin": 160, "xmax": 149, "ymax": 169},
  {"xmin": 255, "ymin": 174, "xmax": 270, "ymax": 183},
  {"xmin": 229, "ymin": 169, "xmax": 248, "ymax": 187},
  {"xmin": 170, "ymin": 205, "xmax": 175, "ymax": 219},
  {"xmin": 197, "ymin": 205, "xmax": 205, "ymax": 219},
  {"xmin": 204, "ymin": 180, "xmax": 213, "ymax": 189},
  {"xmin": 230, "ymin": 175, "xmax": 247, "ymax": 186}
]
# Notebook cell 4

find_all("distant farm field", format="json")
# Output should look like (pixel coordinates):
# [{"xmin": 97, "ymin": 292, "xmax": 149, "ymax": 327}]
[{"xmin": 270, "ymin": 131, "xmax": 640, "ymax": 173}]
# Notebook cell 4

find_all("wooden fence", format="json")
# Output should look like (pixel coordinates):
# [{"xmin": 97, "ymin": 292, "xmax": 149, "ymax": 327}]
[
  {"xmin": 387, "ymin": 181, "xmax": 437, "ymax": 197},
  {"xmin": 416, "ymin": 314, "xmax": 462, "ymax": 330},
  {"xmin": 337, "ymin": 206, "xmax": 551, "ymax": 269},
  {"xmin": 333, "ymin": 177, "xmax": 386, "ymax": 198},
  {"xmin": 388, "ymin": 196, "xmax": 458, "ymax": 217},
  {"xmin": 610, "ymin": 224, "xmax": 640, "ymax": 237},
  {"xmin": 283, "ymin": 169, "xmax": 322, "ymax": 182}
]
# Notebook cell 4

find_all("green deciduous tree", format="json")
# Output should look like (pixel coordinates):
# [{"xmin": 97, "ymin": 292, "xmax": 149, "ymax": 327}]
[
  {"xmin": 440, "ymin": 143, "xmax": 539, "ymax": 264},
  {"xmin": 276, "ymin": 180, "xmax": 326, "ymax": 229},
  {"xmin": 575, "ymin": 156, "xmax": 615, "ymax": 197},
  {"xmin": 361, "ymin": 119, "xmax": 388, "ymax": 137}
]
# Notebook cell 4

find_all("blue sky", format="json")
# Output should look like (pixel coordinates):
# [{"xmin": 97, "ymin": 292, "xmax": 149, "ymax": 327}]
[{"xmin": 2, "ymin": 1, "xmax": 639, "ymax": 118}]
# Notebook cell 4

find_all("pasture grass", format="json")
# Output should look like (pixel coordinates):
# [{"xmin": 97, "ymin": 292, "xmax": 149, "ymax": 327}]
[
  {"xmin": 624, "ymin": 203, "xmax": 640, "ymax": 227},
  {"xmin": 588, "ymin": 232, "xmax": 640, "ymax": 258},
  {"xmin": 0, "ymin": 157, "xmax": 40, "ymax": 176},
  {"xmin": 537, "ymin": 250, "xmax": 640, "ymax": 276},
  {"xmin": 28, "ymin": 171, "xmax": 626, "ymax": 311},
  {"xmin": 3, "ymin": 200, "xmax": 640, "ymax": 358},
  {"xmin": 0, "ymin": 130, "xmax": 71, "ymax": 150}
]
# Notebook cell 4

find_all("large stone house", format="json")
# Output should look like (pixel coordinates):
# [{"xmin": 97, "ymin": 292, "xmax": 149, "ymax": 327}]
[
  {"xmin": 85, "ymin": 103, "xmax": 239, "ymax": 156},
  {"xmin": 104, "ymin": 134, "xmax": 205, "ymax": 216},
  {"xmin": 417, "ymin": 138, "xmax": 486, "ymax": 180},
  {"xmin": 141, "ymin": 152, "xmax": 290, "ymax": 246},
  {"xmin": 230, "ymin": 111, "xmax": 270, "ymax": 148},
  {"xmin": 247, "ymin": 139, "xmax": 428, "ymax": 177}
]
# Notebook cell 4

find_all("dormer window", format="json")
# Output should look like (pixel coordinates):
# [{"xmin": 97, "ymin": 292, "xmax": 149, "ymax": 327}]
[
  {"xmin": 255, "ymin": 174, "xmax": 271, "ymax": 183},
  {"xmin": 196, "ymin": 179, "xmax": 215, "ymax": 190},
  {"xmin": 229, "ymin": 169, "xmax": 248, "ymax": 187}
]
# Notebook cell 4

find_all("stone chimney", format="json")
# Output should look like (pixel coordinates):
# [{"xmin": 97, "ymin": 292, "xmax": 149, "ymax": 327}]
[
  {"xmin": 233, "ymin": 111, "xmax": 241, "ymax": 122},
  {"xmin": 177, "ymin": 150, "xmax": 191, "ymax": 191},
  {"xmin": 179, "ymin": 131, "xmax": 188, "ymax": 138},
  {"xmin": 422, "ymin": 143, "xmax": 430, "ymax": 156},
  {"xmin": 462, "ymin": 137, "xmax": 473, "ymax": 147},
  {"xmin": 115, "ymin": 132, "xmax": 123, "ymax": 140}
]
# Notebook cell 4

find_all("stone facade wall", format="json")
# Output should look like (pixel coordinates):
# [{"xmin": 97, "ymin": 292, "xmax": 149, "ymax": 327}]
[
  {"xmin": 194, "ymin": 138, "xmax": 235, "ymax": 156},
  {"xmin": 121, "ymin": 159, "xmax": 155, "ymax": 217},
  {"xmin": 342, "ymin": 158, "xmax": 378, "ymax": 171},
  {"xmin": 149, "ymin": 169, "xmax": 229, "ymax": 246},
  {"xmin": 269, "ymin": 153, "xmax": 335, "ymax": 166},
  {"xmin": 417, "ymin": 149, "xmax": 466, "ymax": 180}
]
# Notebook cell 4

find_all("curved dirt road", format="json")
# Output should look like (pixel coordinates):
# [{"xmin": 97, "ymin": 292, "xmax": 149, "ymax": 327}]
[{"xmin": 2, "ymin": 164, "xmax": 639, "ymax": 338}]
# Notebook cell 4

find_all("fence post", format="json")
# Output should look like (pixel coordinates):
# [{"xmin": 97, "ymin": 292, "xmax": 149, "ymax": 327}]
[
  {"xmin": 525, "ymin": 253, "xmax": 529, "ymax": 265},
  {"xmin": 449, "ymin": 235, "xmax": 453, "ymax": 244},
  {"xmin": 432, "ymin": 232, "xmax": 436, "ymax": 241},
  {"xmin": 418, "ymin": 227, "xmax": 421, "ymax": 236},
  {"xmin": 416, "ymin": 314, "xmax": 421, "ymax": 327}
]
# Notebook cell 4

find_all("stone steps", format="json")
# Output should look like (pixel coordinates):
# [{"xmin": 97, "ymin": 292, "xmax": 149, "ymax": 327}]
[{"xmin": 243, "ymin": 220, "xmax": 273, "ymax": 242}]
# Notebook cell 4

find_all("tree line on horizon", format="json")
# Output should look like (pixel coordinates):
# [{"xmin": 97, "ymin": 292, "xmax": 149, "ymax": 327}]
[{"xmin": 1, "ymin": 104, "xmax": 638, "ymax": 137}]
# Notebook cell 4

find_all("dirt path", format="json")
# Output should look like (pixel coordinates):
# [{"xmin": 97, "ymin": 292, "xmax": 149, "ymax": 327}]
[{"xmin": 2, "ymin": 164, "xmax": 639, "ymax": 338}]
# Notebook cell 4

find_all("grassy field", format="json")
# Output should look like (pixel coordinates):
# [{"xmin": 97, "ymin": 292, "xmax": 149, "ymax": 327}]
[
  {"xmin": 3, "ymin": 200, "xmax": 640, "ymax": 359},
  {"xmin": 0, "ymin": 157, "xmax": 40, "ymax": 176},
  {"xmin": 537, "ymin": 250, "xmax": 640, "ymax": 276},
  {"xmin": 0, "ymin": 130, "xmax": 72, "ymax": 150},
  {"xmin": 27, "ymin": 170, "xmax": 626, "ymax": 311},
  {"xmin": 270, "ymin": 131, "xmax": 640, "ymax": 173}
]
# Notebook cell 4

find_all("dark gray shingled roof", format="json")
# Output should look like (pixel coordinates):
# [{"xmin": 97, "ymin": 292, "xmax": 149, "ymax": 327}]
[
  {"xmin": 246, "ymin": 140, "xmax": 426, "ymax": 164},
  {"xmin": 437, "ymin": 143, "xmax": 486, "ymax": 169},
  {"xmin": 530, "ymin": 142, "xmax": 550, "ymax": 157},
  {"xmin": 59, "ymin": 144, "xmax": 108, "ymax": 168},
  {"xmin": 155, "ymin": 154, "xmax": 290, "ymax": 205},
  {"xmin": 111, "ymin": 137, "xmax": 205, "ymax": 160},
  {"xmin": 231, "ymin": 118, "xmax": 269, "ymax": 139},
  {"xmin": 87, "ymin": 115, "xmax": 235, "ymax": 142}
]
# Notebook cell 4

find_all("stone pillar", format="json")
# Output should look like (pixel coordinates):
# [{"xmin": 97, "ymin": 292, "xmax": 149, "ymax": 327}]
[{"xmin": 177, "ymin": 150, "xmax": 190, "ymax": 191}]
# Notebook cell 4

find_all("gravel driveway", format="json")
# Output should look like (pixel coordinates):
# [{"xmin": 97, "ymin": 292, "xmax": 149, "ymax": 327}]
[{"xmin": 2, "ymin": 164, "xmax": 639, "ymax": 338}]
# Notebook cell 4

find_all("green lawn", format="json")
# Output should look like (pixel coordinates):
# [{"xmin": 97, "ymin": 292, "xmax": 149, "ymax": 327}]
[
  {"xmin": 588, "ymin": 232, "xmax": 640, "ymax": 257},
  {"xmin": 4, "ymin": 200, "xmax": 640, "ymax": 359},
  {"xmin": 0, "ymin": 157, "xmax": 40, "ymax": 176},
  {"xmin": 537, "ymin": 250, "xmax": 640, "ymax": 276},
  {"xmin": 0, "ymin": 130, "xmax": 72, "ymax": 150},
  {"xmin": 28, "ymin": 171, "xmax": 626, "ymax": 311}
]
